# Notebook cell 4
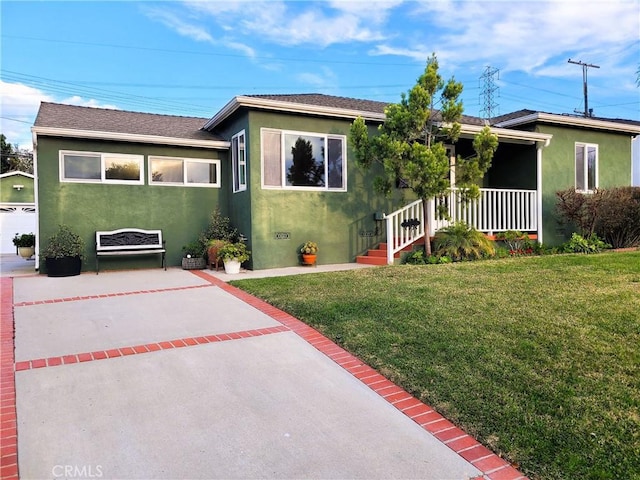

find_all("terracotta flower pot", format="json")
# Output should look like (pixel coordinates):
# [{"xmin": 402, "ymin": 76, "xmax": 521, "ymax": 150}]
[{"xmin": 302, "ymin": 254, "xmax": 317, "ymax": 265}]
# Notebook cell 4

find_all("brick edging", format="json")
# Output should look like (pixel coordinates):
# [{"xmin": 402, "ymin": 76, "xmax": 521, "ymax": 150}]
[
  {"xmin": 1, "ymin": 277, "xmax": 19, "ymax": 480},
  {"xmin": 193, "ymin": 270, "xmax": 528, "ymax": 480}
]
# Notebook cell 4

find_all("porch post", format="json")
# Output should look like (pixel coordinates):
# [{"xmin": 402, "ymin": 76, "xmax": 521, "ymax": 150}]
[{"xmin": 536, "ymin": 142, "xmax": 544, "ymax": 244}]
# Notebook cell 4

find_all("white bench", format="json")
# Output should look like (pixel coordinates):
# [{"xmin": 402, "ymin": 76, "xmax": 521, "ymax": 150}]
[{"xmin": 96, "ymin": 228, "xmax": 166, "ymax": 274}]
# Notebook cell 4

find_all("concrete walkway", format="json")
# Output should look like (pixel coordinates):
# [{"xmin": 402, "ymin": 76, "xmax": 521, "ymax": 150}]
[{"xmin": 0, "ymin": 263, "xmax": 526, "ymax": 480}]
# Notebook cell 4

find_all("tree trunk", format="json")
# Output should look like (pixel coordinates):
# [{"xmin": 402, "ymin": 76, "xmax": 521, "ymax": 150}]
[{"xmin": 422, "ymin": 197, "xmax": 432, "ymax": 256}]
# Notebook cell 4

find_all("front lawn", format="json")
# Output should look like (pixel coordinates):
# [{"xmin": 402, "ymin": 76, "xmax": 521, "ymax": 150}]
[{"xmin": 231, "ymin": 252, "xmax": 640, "ymax": 480}]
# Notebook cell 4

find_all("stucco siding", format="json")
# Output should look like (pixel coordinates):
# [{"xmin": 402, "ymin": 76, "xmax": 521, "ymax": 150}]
[
  {"xmin": 536, "ymin": 125, "xmax": 632, "ymax": 245},
  {"xmin": 36, "ymin": 136, "xmax": 228, "ymax": 272},
  {"xmin": 244, "ymin": 111, "xmax": 400, "ymax": 270}
]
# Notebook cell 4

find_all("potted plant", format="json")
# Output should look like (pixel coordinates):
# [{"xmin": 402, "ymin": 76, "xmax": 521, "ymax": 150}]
[
  {"xmin": 300, "ymin": 241, "xmax": 318, "ymax": 266},
  {"xmin": 206, "ymin": 238, "xmax": 227, "ymax": 271},
  {"xmin": 217, "ymin": 242, "xmax": 251, "ymax": 274},
  {"xmin": 41, "ymin": 224, "xmax": 85, "ymax": 277},
  {"xmin": 199, "ymin": 209, "xmax": 240, "ymax": 270},
  {"xmin": 181, "ymin": 241, "xmax": 206, "ymax": 270},
  {"xmin": 13, "ymin": 232, "xmax": 36, "ymax": 259}
]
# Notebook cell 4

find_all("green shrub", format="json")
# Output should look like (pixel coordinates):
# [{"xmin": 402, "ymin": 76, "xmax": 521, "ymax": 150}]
[
  {"xmin": 182, "ymin": 240, "xmax": 206, "ymax": 259},
  {"xmin": 41, "ymin": 225, "xmax": 85, "ymax": 259},
  {"xmin": 562, "ymin": 233, "xmax": 610, "ymax": 254},
  {"xmin": 12, "ymin": 232, "xmax": 35, "ymax": 248},
  {"xmin": 594, "ymin": 187, "xmax": 640, "ymax": 248},
  {"xmin": 433, "ymin": 222, "xmax": 495, "ymax": 261},
  {"xmin": 556, "ymin": 187, "xmax": 640, "ymax": 248}
]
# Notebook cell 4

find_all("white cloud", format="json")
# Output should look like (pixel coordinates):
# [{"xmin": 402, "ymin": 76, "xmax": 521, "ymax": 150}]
[
  {"xmin": 179, "ymin": 0, "xmax": 396, "ymax": 47},
  {"xmin": 0, "ymin": 81, "xmax": 52, "ymax": 150},
  {"xmin": 142, "ymin": 6, "xmax": 215, "ymax": 43},
  {"xmin": 0, "ymin": 81, "xmax": 119, "ymax": 150},
  {"xmin": 141, "ymin": 4, "xmax": 256, "ymax": 58},
  {"xmin": 379, "ymin": 0, "xmax": 639, "ymax": 78},
  {"xmin": 296, "ymin": 66, "xmax": 338, "ymax": 90}
]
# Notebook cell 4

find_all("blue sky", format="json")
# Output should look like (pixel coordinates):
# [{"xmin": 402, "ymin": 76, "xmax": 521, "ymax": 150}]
[{"xmin": 1, "ymin": 0, "xmax": 639, "ymax": 151}]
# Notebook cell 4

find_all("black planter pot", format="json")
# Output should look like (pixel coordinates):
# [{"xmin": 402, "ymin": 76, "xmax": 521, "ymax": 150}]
[{"xmin": 45, "ymin": 256, "xmax": 82, "ymax": 277}]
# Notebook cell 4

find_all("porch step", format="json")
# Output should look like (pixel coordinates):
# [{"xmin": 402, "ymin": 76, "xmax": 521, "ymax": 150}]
[
  {"xmin": 355, "ymin": 255, "xmax": 388, "ymax": 266},
  {"xmin": 356, "ymin": 238, "xmax": 426, "ymax": 266}
]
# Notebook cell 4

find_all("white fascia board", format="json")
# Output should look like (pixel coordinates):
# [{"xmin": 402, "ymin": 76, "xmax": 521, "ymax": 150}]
[
  {"xmin": 0, "ymin": 171, "xmax": 35, "ymax": 179},
  {"xmin": 203, "ymin": 96, "xmax": 386, "ymax": 130},
  {"xmin": 495, "ymin": 112, "xmax": 640, "ymax": 135},
  {"xmin": 31, "ymin": 127, "xmax": 230, "ymax": 149},
  {"xmin": 458, "ymin": 124, "xmax": 552, "ymax": 146}
]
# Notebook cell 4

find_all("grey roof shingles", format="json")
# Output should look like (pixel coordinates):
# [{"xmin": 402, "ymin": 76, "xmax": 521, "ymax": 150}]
[
  {"xmin": 245, "ymin": 93, "xmax": 486, "ymax": 126},
  {"xmin": 34, "ymin": 102, "xmax": 224, "ymax": 142}
]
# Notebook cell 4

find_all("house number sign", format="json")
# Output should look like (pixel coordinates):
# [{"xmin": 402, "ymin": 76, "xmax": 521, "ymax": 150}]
[{"xmin": 274, "ymin": 232, "xmax": 290, "ymax": 240}]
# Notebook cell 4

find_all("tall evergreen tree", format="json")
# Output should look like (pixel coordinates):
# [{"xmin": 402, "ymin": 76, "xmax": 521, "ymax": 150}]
[{"xmin": 349, "ymin": 54, "xmax": 498, "ymax": 255}]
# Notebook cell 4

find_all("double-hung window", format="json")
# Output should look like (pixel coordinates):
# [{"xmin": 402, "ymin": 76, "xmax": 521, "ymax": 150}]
[
  {"xmin": 232, "ymin": 130, "xmax": 247, "ymax": 192},
  {"xmin": 575, "ymin": 143, "xmax": 598, "ymax": 192},
  {"xmin": 60, "ymin": 151, "xmax": 144, "ymax": 184},
  {"xmin": 149, "ymin": 156, "xmax": 220, "ymax": 187},
  {"xmin": 261, "ymin": 128, "xmax": 346, "ymax": 191}
]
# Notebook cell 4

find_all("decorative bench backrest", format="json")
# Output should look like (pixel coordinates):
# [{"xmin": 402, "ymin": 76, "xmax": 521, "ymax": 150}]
[{"xmin": 96, "ymin": 229, "xmax": 164, "ymax": 251}]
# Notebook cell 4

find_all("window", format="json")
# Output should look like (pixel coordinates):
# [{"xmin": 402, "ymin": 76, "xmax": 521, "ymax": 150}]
[
  {"xmin": 261, "ymin": 128, "xmax": 346, "ymax": 191},
  {"xmin": 575, "ymin": 143, "xmax": 598, "ymax": 192},
  {"xmin": 149, "ymin": 156, "xmax": 220, "ymax": 187},
  {"xmin": 232, "ymin": 130, "xmax": 247, "ymax": 192},
  {"xmin": 60, "ymin": 151, "xmax": 143, "ymax": 184}
]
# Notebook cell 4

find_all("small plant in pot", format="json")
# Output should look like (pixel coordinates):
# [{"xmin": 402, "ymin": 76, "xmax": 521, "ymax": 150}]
[
  {"xmin": 199, "ymin": 208, "xmax": 240, "ymax": 270},
  {"xmin": 13, "ymin": 232, "xmax": 36, "ymax": 260},
  {"xmin": 300, "ymin": 241, "xmax": 318, "ymax": 266},
  {"xmin": 181, "ymin": 240, "xmax": 206, "ymax": 270},
  {"xmin": 41, "ymin": 225, "xmax": 85, "ymax": 277},
  {"xmin": 217, "ymin": 242, "xmax": 251, "ymax": 274}
]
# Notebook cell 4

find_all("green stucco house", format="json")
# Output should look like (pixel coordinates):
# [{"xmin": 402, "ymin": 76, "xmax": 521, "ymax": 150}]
[{"xmin": 31, "ymin": 95, "xmax": 640, "ymax": 272}]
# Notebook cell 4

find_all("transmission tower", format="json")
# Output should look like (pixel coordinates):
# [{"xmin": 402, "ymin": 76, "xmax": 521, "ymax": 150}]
[
  {"xmin": 568, "ymin": 58, "xmax": 600, "ymax": 117},
  {"xmin": 479, "ymin": 66, "xmax": 500, "ymax": 123}
]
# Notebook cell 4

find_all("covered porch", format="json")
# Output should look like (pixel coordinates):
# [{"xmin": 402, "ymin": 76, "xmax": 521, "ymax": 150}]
[{"xmin": 358, "ymin": 127, "xmax": 551, "ymax": 265}]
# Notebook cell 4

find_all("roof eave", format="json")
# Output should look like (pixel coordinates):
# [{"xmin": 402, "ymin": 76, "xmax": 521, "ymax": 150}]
[
  {"xmin": 31, "ymin": 126, "xmax": 230, "ymax": 149},
  {"xmin": 203, "ymin": 95, "xmax": 386, "ymax": 130},
  {"xmin": 458, "ymin": 124, "xmax": 553, "ymax": 146},
  {"xmin": 495, "ymin": 112, "xmax": 640, "ymax": 135}
]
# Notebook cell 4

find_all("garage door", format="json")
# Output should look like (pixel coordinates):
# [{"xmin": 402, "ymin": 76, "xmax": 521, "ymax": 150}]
[{"xmin": 1, "ymin": 205, "xmax": 37, "ymax": 254}]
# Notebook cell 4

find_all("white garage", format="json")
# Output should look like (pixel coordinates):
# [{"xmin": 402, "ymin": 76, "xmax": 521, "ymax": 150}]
[{"xmin": 1, "ymin": 204, "xmax": 37, "ymax": 254}]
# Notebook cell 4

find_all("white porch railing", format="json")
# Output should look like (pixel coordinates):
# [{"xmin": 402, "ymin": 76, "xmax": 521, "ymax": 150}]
[
  {"xmin": 430, "ymin": 188, "xmax": 537, "ymax": 236},
  {"xmin": 384, "ymin": 199, "xmax": 425, "ymax": 265},
  {"xmin": 383, "ymin": 188, "xmax": 537, "ymax": 264}
]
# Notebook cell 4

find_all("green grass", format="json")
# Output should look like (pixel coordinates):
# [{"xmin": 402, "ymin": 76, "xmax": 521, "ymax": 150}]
[{"xmin": 231, "ymin": 252, "xmax": 640, "ymax": 480}]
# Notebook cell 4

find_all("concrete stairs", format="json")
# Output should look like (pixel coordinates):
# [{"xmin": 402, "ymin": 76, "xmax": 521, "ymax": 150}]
[{"xmin": 356, "ymin": 239, "xmax": 425, "ymax": 266}]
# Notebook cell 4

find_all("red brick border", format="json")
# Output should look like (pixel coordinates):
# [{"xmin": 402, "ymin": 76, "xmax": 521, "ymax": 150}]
[
  {"xmin": 1, "ymin": 278, "xmax": 19, "ymax": 480},
  {"xmin": 13, "ymin": 325, "xmax": 290, "ymax": 372},
  {"xmin": 13, "ymin": 283, "xmax": 212, "ymax": 307},
  {"xmin": 193, "ymin": 270, "xmax": 529, "ymax": 480}
]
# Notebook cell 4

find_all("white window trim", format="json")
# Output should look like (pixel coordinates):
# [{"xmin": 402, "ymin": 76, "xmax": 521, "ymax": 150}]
[
  {"xmin": 59, "ymin": 150, "xmax": 144, "ymax": 185},
  {"xmin": 575, "ymin": 142, "xmax": 598, "ymax": 193},
  {"xmin": 232, "ymin": 130, "xmax": 247, "ymax": 193},
  {"xmin": 148, "ymin": 156, "xmax": 221, "ymax": 188},
  {"xmin": 260, "ymin": 128, "xmax": 347, "ymax": 192}
]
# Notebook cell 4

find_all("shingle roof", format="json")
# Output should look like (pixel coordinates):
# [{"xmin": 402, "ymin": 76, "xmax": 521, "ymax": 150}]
[
  {"xmin": 245, "ymin": 93, "xmax": 390, "ymax": 115},
  {"xmin": 243, "ymin": 93, "xmax": 486, "ymax": 126},
  {"xmin": 34, "ymin": 102, "xmax": 222, "ymax": 142}
]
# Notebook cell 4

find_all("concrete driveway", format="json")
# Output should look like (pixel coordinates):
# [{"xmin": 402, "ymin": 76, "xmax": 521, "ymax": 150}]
[{"xmin": 1, "ymin": 266, "xmax": 525, "ymax": 480}]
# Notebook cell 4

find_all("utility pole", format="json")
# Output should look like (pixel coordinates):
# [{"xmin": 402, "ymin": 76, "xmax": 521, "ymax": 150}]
[
  {"xmin": 479, "ymin": 66, "xmax": 499, "ymax": 123},
  {"xmin": 568, "ymin": 58, "xmax": 600, "ymax": 117}
]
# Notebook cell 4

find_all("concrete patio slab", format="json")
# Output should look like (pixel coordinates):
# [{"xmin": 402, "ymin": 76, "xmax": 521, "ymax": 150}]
[{"xmin": 16, "ymin": 332, "xmax": 479, "ymax": 480}]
